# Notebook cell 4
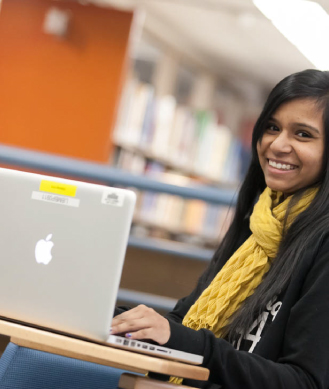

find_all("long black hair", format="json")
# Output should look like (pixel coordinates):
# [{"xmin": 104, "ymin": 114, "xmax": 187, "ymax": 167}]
[{"xmin": 198, "ymin": 69, "xmax": 329, "ymax": 340}]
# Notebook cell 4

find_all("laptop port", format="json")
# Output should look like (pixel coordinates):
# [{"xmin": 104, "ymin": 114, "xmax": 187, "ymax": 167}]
[
  {"xmin": 149, "ymin": 346, "xmax": 155, "ymax": 351},
  {"xmin": 131, "ymin": 341, "xmax": 136, "ymax": 347},
  {"xmin": 142, "ymin": 344, "xmax": 148, "ymax": 349},
  {"xmin": 157, "ymin": 349, "xmax": 168, "ymax": 353},
  {"xmin": 123, "ymin": 340, "xmax": 129, "ymax": 346}
]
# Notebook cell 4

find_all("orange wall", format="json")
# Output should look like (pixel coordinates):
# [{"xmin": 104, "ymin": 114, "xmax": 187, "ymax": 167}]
[{"xmin": 0, "ymin": 0, "xmax": 133, "ymax": 162}]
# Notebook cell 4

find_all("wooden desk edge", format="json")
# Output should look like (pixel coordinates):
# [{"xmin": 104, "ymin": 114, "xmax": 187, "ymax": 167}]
[{"xmin": 0, "ymin": 320, "xmax": 209, "ymax": 381}]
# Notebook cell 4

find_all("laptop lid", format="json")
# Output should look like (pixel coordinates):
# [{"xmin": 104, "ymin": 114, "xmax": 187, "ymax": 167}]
[{"xmin": 0, "ymin": 167, "xmax": 135, "ymax": 342}]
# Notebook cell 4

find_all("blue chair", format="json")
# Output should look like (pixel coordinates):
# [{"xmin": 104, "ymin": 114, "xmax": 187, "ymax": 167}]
[{"xmin": 0, "ymin": 342, "xmax": 130, "ymax": 389}]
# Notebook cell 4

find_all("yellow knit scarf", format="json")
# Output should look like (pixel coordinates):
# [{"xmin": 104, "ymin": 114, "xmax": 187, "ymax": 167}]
[{"xmin": 171, "ymin": 187, "xmax": 317, "ymax": 384}]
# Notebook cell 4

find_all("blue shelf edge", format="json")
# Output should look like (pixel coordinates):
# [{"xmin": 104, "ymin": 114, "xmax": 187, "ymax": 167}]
[
  {"xmin": 128, "ymin": 235, "xmax": 214, "ymax": 262},
  {"xmin": 0, "ymin": 144, "xmax": 237, "ymax": 205}
]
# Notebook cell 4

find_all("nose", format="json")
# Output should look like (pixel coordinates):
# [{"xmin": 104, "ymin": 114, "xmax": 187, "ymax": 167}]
[{"xmin": 269, "ymin": 131, "xmax": 292, "ymax": 154}]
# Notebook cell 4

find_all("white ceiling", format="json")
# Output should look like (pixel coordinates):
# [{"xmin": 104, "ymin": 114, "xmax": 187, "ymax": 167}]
[{"xmin": 94, "ymin": 0, "xmax": 327, "ymax": 93}]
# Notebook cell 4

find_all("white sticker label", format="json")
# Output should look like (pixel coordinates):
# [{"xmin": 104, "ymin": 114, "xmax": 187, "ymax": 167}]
[
  {"xmin": 32, "ymin": 191, "xmax": 80, "ymax": 207},
  {"xmin": 101, "ymin": 191, "xmax": 124, "ymax": 207}
]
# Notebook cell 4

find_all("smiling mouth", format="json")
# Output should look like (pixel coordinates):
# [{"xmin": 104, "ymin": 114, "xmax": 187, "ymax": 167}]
[{"xmin": 268, "ymin": 159, "xmax": 298, "ymax": 171}]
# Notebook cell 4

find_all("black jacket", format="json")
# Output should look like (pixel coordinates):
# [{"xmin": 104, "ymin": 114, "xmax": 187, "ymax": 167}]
[{"xmin": 162, "ymin": 232, "xmax": 329, "ymax": 389}]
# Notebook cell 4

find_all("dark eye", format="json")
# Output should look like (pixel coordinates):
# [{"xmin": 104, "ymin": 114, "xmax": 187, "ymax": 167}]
[
  {"xmin": 296, "ymin": 131, "xmax": 311, "ymax": 138},
  {"xmin": 266, "ymin": 123, "xmax": 279, "ymax": 132}
]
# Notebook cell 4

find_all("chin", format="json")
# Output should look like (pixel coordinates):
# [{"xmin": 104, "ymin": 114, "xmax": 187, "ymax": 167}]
[
  {"xmin": 266, "ymin": 181, "xmax": 291, "ymax": 194},
  {"xmin": 267, "ymin": 185, "xmax": 283, "ymax": 191}
]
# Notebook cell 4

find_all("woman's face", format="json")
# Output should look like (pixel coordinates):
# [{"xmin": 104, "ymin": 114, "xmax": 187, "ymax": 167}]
[{"xmin": 257, "ymin": 98, "xmax": 325, "ymax": 196}]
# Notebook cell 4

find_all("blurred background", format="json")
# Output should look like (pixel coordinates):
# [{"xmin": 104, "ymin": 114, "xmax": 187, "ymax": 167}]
[{"xmin": 0, "ymin": 0, "xmax": 326, "ymax": 313}]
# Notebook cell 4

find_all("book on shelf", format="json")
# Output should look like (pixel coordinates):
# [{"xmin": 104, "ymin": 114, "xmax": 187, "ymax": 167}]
[
  {"xmin": 221, "ymin": 138, "xmax": 243, "ymax": 184},
  {"xmin": 114, "ymin": 79, "xmax": 154, "ymax": 147},
  {"xmin": 113, "ymin": 79, "xmax": 243, "ymax": 185},
  {"xmin": 134, "ymin": 191, "xmax": 233, "ymax": 248},
  {"xmin": 151, "ymin": 95, "xmax": 176, "ymax": 158},
  {"xmin": 112, "ymin": 158, "xmax": 234, "ymax": 248},
  {"xmin": 115, "ymin": 148, "xmax": 146, "ymax": 174},
  {"xmin": 182, "ymin": 199, "xmax": 207, "ymax": 236}
]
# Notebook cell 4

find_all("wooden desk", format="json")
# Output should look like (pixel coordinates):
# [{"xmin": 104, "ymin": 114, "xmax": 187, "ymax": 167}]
[{"xmin": 0, "ymin": 319, "xmax": 209, "ymax": 389}]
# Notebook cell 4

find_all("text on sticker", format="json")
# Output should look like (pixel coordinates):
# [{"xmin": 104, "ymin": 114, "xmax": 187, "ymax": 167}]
[{"xmin": 40, "ymin": 180, "xmax": 77, "ymax": 197}]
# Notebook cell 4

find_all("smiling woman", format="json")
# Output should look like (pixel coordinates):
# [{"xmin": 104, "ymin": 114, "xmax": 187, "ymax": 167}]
[
  {"xmin": 112, "ymin": 69, "xmax": 329, "ymax": 389},
  {"xmin": 257, "ymin": 98, "xmax": 325, "ymax": 196}
]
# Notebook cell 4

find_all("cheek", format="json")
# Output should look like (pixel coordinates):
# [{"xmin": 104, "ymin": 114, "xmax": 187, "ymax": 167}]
[
  {"xmin": 303, "ymin": 150, "xmax": 323, "ymax": 177},
  {"xmin": 313, "ymin": 156, "xmax": 323, "ymax": 177}
]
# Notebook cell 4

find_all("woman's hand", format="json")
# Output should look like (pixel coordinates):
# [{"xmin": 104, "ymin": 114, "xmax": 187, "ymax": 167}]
[{"xmin": 111, "ymin": 304, "xmax": 171, "ymax": 345}]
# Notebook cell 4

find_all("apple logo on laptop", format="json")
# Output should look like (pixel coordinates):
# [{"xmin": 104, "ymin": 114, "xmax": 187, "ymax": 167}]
[{"xmin": 35, "ymin": 234, "xmax": 54, "ymax": 265}]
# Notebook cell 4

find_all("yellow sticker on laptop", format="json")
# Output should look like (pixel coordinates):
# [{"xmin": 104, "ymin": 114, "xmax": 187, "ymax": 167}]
[{"xmin": 40, "ymin": 180, "xmax": 77, "ymax": 197}]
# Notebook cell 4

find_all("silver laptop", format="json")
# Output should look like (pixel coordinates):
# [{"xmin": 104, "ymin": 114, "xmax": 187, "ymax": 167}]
[{"xmin": 0, "ymin": 167, "xmax": 203, "ymax": 365}]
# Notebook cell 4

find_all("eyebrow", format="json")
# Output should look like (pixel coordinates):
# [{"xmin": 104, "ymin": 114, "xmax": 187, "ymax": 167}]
[
  {"xmin": 295, "ymin": 123, "xmax": 320, "ymax": 135},
  {"xmin": 269, "ymin": 117, "xmax": 321, "ymax": 135}
]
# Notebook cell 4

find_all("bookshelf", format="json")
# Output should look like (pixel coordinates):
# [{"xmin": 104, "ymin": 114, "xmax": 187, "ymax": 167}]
[{"xmin": 111, "ymin": 34, "xmax": 248, "ymax": 251}]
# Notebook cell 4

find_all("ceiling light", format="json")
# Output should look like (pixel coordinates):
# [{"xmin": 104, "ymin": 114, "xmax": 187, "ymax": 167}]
[{"xmin": 253, "ymin": 0, "xmax": 329, "ymax": 70}]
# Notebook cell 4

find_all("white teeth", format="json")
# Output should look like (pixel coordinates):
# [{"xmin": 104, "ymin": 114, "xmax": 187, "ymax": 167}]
[{"xmin": 268, "ymin": 160, "xmax": 296, "ymax": 171}]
